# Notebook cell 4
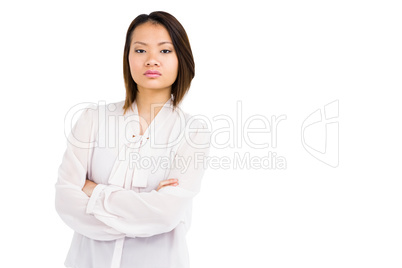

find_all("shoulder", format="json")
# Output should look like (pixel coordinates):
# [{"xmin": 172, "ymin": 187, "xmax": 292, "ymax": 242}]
[
  {"xmin": 112, "ymin": 100, "xmax": 126, "ymax": 114},
  {"xmin": 84, "ymin": 100, "xmax": 129, "ymax": 121},
  {"xmin": 74, "ymin": 100, "xmax": 126, "ymax": 130},
  {"xmin": 180, "ymin": 111, "xmax": 209, "ymax": 131},
  {"xmin": 101, "ymin": 100, "xmax": 126, "ymax": 116},
  {"xmin": 176, "ymin": 109, "xmax": 211, "ymax": 148},
  {"xmin": 74, "ymin": 103, "xmax": 98, "ymax": 124},
  {"xmin": 169, "ymin": 103, "xmax": 207, "ymax": 128}
]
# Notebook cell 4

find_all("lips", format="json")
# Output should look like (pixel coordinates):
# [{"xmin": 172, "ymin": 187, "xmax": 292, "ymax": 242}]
[{"xmin": 144, "ymin": 70, "xmax": 161, "ymax": 78}]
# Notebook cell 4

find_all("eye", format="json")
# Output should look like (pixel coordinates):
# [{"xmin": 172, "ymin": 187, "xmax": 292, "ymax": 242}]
[
  {"xmin": 135, "ymin": 49, "xmax": 146, "ymax": 53},
  {"xmin": 161, "ymin": 49, "xmax": 172, "ymax": 54}
]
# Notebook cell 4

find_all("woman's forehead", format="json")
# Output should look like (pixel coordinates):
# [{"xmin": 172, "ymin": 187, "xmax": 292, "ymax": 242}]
[{"xmin": 131, "ymin": 22, "xmax": 172, "ymax": 45}]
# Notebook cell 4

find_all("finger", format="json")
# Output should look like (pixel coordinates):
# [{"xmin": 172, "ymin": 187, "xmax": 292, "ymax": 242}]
[
  {"xmin": 159, "ymin": 181, "xmax": 179, "ymax": 187},
  {"xmin": 167, "ymin": 178, "xmax": 178, "ymax": 183},
  {"xmin": 157, "ymin": 181, "xmax": 179, "ymax": 191},
  {"xmin": 158, "ymin": 179, "xmax": 178, "ymax": 187},
  {"xmin": 159, "ymin": 180, "xmax": 172, "ymax": 186}
]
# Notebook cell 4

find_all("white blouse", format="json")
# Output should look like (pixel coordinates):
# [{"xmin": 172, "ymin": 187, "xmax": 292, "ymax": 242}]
[{"xmin": 55, "ymin": 96, "xmax": 211, "ymax": 268}]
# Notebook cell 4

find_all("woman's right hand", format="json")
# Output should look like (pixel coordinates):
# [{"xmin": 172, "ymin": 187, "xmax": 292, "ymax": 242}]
[{"xmin": 157, "ymin": 178, "xmax": 179, "ymax": 191}]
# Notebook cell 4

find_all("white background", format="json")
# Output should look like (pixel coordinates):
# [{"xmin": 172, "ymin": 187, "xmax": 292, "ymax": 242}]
[{"xmin": 1, "ymin": 0, "xmax": 401, "ymax": 267}]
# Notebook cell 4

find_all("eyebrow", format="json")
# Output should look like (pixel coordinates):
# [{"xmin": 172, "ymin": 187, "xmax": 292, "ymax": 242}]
[{"xmin": 133, "ymin": 41, "xmax": 173, "ymax": 46}]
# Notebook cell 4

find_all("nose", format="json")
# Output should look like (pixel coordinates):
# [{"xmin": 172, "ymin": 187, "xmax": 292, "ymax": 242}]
[{"xmin": 145, "ymin": 52, "xmax": 160, "ymax": 67}]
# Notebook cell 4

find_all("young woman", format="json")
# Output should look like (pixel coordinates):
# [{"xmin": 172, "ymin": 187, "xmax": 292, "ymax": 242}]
[{"xmin": 56, "ymin": 11, "xmax": 211, "ymax": 268}]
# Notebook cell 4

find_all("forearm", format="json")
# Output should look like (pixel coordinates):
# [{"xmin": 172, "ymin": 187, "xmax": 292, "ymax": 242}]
[
  {"xmin": 85, "ymin": 183, "xmax": 195, "ymax": 238},
  {"xmin": 55, "ymin": 183, "xmax": 126, "ymax": 241}
]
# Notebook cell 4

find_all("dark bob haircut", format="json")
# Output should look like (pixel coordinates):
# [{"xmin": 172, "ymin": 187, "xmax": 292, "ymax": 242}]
[{"xmin": 122, "ymin": 11, "xmax": 195, "ymax": 115}]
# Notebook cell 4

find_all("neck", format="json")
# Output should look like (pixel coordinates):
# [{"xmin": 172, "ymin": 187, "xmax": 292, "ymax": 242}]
[{"xmin": 135, "ymin": 87, "xmax": 172, "ymax": 118}]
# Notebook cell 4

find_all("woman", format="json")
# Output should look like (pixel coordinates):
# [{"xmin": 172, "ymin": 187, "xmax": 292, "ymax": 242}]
[{"xmin": 56, "ymin": 11, "xmax": 211, "ymax": 268}]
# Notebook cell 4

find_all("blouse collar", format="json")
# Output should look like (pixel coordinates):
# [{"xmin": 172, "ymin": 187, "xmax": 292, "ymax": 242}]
[
  {"xmin": 125, "ymin": 95, "xmax": 175, "ymax": 138},
  {"xmin": 108, "ymin": 95, "xmax": 177, "ymax": 188}
]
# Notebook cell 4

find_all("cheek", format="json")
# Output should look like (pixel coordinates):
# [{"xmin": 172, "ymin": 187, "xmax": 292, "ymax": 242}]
[
  {"xmin": 129, "ymin": 56, "xmax": 141, "ymax": 78},
  {"xmin": 167, "ymin": 57, "xmax": 179, "ymax": 78}
]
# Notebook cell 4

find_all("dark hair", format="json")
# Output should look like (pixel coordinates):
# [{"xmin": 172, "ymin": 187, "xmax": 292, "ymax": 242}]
[{"xmin": 122, "ymin": 11, "xmax": 195, "ymax": 115}]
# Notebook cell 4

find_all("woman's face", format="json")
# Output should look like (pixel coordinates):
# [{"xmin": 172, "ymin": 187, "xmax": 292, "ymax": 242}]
[{"xmin": 128, "ymin": 22, "xmax": 179, "ymax": 93}]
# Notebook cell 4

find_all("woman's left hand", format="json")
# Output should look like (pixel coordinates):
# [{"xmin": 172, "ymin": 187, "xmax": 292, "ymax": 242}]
[
  {"xmin": 82, "ymin": 179, "xmax": 98, "ymax": 197},
  {"xmin": 157, "ymin": 178, "xmax": 179, "ymax": 191}
]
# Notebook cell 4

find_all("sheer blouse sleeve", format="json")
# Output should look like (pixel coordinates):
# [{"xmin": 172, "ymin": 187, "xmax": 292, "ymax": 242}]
[{"xmin": 55, "ymin": 105, "xmax": 126, "ymax": 241}]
